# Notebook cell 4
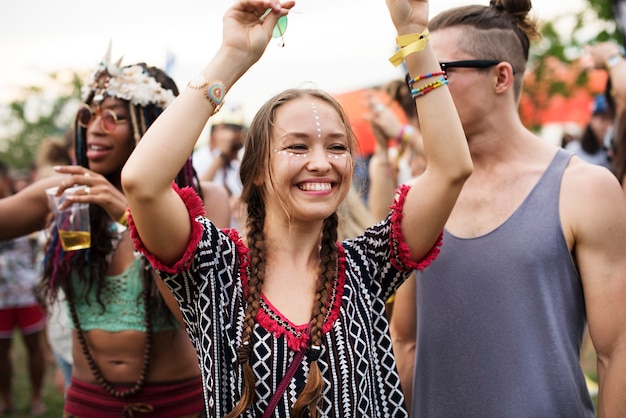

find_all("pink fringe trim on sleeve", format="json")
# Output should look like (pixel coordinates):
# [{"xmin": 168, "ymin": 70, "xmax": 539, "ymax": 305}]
[
  {"xmin": 389, "ymin": 184, "xmax": 443, "ymax": 271},
  {"xmin": 226, "ymin": 228, "xmax": 251, "ymax": 297},
  {"xmin": 128, "ymin": 183, "xmax": 206, "ymax": 274}
]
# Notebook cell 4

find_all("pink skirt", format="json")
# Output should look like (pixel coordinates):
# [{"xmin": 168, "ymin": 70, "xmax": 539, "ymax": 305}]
[{"xmin": 63, "ymin": 376, "xmax": 204, "ymax": 418}]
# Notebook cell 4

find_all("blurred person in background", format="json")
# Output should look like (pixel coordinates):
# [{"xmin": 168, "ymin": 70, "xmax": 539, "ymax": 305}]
[
  {"xmin": 585, "ymin": 40, "xmax": 626, "ymax": 194},
  {"xmin": 32, "ymin": 133, "xmax": 75, "ymax": 396},
  {"xmin": 0, "ymin": 159, "xmax": 47, "ymax": 416},
  {"xmin": 193, "ymin": 104, "xmax": 246, "ymax": 230},
  {"xmin": 565, "ymin": 94, "xmax": 613, "ymax": 169}
]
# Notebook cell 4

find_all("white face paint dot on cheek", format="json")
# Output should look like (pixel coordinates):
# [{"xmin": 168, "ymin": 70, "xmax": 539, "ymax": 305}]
[
  {"xmin": 327, "ymin": 153, "xmax": 348, "ymax": 160},
  {"xmin": 274, "ymin": 149, "xmax": 308, "ymax": 158}
]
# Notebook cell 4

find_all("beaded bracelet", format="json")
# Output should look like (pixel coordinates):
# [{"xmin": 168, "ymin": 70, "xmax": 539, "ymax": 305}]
[
  {"xmin": 408, "ymin": 71, "xmax": 447, "ymax": 89},
  {"xmin": 397, "ymin": 125, "xmax": 416, "ymax": 143},
  {"xmin": 389, "ymin": 29, "xmax": 430, "ymax": 67},
  {"xmin": 411, "ymin": 77, "xmax": 448, "ymax": 99}
]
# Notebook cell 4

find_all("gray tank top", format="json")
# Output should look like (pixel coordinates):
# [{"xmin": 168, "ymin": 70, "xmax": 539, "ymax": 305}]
[{"xmin": 412, "ymin": 149, "xmax": 595, "ymax": 418}]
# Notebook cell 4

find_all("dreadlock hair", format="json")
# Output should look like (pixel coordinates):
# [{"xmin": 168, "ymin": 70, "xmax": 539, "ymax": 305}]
[
  {"xmin": 429, "ymin": 0, "xmax": 541, "ymax": 101},
  {"xmin": 39, "ymin": 63, "xmax": 202, "ymax": 316},
  {"xmin": 223, "ymin": 89, "xmax": 356, "ymax": 417}
]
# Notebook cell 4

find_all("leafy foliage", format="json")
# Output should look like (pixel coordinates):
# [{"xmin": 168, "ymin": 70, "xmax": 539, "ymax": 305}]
[
  {"xmin": 0, "ymin": 71, "xmax": 83, "ymax": 170},
  {"xmin": 588, "ymin": 0, "xmax": 620, "ymax": 25},
  {"xmin": 520, "ymin": 0, "xmax": 622, "ymax": 130}
]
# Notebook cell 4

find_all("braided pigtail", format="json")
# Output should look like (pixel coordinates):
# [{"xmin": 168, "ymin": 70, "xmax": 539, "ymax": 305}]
[
  {"xmin": 224, "ymin": 196, "xmax": 266, "ymax": 418},
  {"xmin": 292, "ymin": 213, "xmax": 338, "ymax": 418}
]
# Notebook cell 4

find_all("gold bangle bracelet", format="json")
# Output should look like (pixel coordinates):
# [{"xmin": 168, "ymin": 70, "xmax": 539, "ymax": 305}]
[{"xmin": 117, "ymin": 210, "xmax": 128, "ymax": 227}]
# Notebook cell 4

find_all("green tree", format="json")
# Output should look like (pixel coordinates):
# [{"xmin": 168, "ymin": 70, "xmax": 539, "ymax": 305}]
[
  {"xmin": 0, "ymin": 70, "xmax": 83, "ymax": 170},
  {"xmin": 521, "ymin": 0, "xmax": 623, "ymax": 130},
  {"xmin": 587, "ymin": 0, "xmax": 622, "ymax": 35}
]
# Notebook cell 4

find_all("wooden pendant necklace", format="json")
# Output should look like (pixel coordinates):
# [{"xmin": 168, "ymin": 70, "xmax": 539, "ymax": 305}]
[{"xmin": 66, "ymin": 273, "xmax": 152, "ymax": 398}]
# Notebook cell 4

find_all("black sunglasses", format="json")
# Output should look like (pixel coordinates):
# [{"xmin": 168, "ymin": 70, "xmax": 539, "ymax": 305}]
[
  {"xmin": 439, "ymin": 59, "xmax": 502, "ymax": 72},
  {"xmin": 439, "ymin": 59, "xmax": 518, "ymax": 76}
]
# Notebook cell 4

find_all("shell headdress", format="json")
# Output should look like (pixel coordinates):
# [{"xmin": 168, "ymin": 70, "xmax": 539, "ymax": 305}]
[{"xmin": 81, "ymin": 42, "xmax": 175, "ymax": 108}]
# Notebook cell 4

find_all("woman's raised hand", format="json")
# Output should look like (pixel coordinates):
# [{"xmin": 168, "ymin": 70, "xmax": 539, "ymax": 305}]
[
  {"xmin": 221, "ymin": 0, "xmax": 295, "ymax": 66},
  {"xmin": 386, "ymin": 0, "xmax": 429, "ymax": 34}
]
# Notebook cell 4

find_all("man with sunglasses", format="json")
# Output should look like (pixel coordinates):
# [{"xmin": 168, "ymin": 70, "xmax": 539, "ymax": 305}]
[{"xmin": 390, "ymin": 1, "xmax": 626, "ymax": 417}]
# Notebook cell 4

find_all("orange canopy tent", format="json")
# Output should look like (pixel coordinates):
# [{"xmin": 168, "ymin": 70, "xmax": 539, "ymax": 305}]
[
  {"xmin": 519, "ymin": 63, "xmax": 609, "ymax": 128},
  {"xmin": 334, "ymin": 88, "xmax": 408, "ymax": 157}
]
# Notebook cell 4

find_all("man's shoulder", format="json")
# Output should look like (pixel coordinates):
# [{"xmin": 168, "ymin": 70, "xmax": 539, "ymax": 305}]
[
  {"xmin": 562, "ymin": 155, "xmax": 618, "ymax": 190},
  {"xmin": 560, "ymin": 155, "xmax": 624, "ymax": 225}
]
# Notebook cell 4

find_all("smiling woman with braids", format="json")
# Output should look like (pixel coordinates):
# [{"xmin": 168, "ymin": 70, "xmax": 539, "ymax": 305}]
[
  {"xmin": 0, "ymin": 44, "xmax": 231, "ymax": 417},
  {"xmin": 121, "ymin": 0, "xmax": 472, "ymax": 416}
]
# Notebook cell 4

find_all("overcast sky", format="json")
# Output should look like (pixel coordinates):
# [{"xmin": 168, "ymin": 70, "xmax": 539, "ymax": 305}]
[{"xmin": 1, "ymin": 0, "xmax": 585, "ymax": 122}]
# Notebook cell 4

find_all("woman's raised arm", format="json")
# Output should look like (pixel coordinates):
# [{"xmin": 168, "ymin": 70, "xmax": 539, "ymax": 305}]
[
  {"xmin": 122, "ymin": 0, "xmax": 295, "ymax": 266},
  {"xmin": 386, "ymin": 0, "xmax": 472, "ymax": 261}
]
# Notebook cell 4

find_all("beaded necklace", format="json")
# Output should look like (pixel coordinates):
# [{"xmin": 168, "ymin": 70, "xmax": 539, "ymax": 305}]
[{"xmin": 65, "ymin": 265, "xmax": 152, "ymax": 398}]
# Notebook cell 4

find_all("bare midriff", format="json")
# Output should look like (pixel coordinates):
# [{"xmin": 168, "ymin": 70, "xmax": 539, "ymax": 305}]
[{"xmin": 71, "ymin": 328, "xmax": 199, "ymax": 384}]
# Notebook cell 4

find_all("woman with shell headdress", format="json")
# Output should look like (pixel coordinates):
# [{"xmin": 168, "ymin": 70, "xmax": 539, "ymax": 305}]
[{"xmin": 0, "ymin": 43, "xmax": 230, "ymax": 417}]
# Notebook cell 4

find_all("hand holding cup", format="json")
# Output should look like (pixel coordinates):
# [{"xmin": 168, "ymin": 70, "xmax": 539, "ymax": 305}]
[{"xmin": 46, "ymin": 185, "xmax": 91, "ymax": 251}]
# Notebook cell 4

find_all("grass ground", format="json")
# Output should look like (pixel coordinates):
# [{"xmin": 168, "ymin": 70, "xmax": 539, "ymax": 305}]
[{"xmin": 3, "ymin": 333, "xmax": 64, "ymax": 417}]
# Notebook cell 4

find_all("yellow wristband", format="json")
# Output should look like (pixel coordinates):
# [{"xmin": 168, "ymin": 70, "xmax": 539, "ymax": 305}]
[
  {"xmin": 117, "ymin": 210, "xmax": 128, "ymax": 227},
  {"xmin": 388, "ymin": 29, "xmax": 430, "ymax": 67}
]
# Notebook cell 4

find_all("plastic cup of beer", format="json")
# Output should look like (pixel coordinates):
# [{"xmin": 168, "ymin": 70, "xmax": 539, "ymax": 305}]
[{"xmin": 45, "ymin": 185, "xmax": 91, "ymax": 251}]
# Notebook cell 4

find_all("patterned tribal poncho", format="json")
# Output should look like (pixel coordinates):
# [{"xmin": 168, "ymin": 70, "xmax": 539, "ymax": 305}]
[{"xmin": 129, "ymin": 184, "xmax": 441, "ymax": 417}]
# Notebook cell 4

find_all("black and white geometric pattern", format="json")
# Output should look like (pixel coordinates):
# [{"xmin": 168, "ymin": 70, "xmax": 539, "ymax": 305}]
[{"xmin": 156, "ymin": 209, "xmax": 416, "ymax": 417}]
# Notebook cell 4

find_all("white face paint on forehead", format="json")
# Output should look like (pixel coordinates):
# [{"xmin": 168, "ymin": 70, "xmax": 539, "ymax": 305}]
[
  {"xmin": 272, "ymin": 97, "xmax": 350, "ymax": 160},
  {"xmin": 311, "ymin": 100, "xmax": 322, "ymax": 138}
]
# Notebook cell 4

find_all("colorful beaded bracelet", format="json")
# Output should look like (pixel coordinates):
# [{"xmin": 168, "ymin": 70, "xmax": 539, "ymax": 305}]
[
  {"xmin": 411, "ymin": 77, "xmax": 448, "ymax": 99},
  {"xmin": 408, "ymin": 71, "xmax": 447, "ymax": 89}
]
